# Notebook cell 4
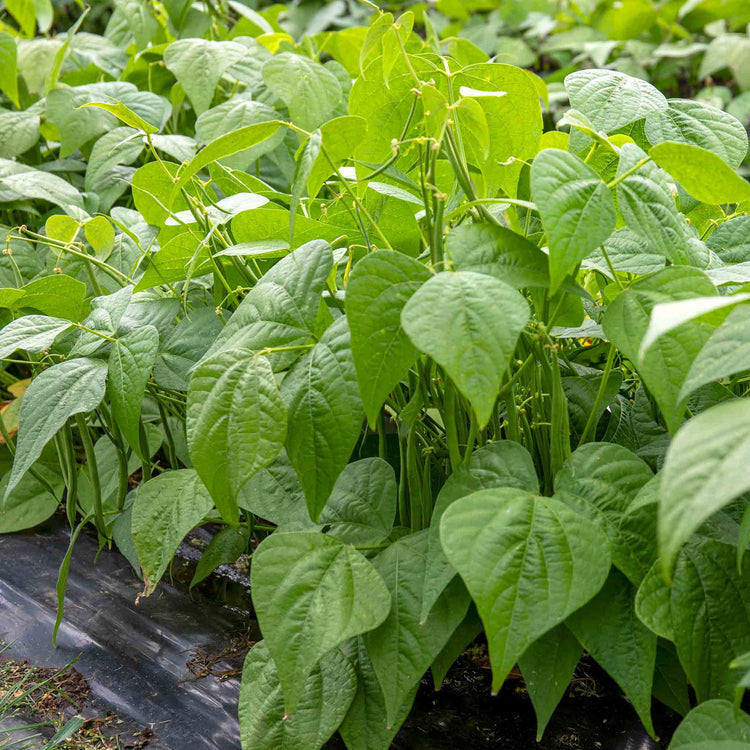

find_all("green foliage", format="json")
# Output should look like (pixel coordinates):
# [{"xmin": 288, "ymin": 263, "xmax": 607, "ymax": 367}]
[{"xmin": 1, "ymin": 0, "xmax": 750, "ymax": 746}]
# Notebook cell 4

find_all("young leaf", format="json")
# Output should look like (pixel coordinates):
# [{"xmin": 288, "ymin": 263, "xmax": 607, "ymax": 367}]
[
  {"xmin": 531, "ymin": 148, "xmax": 616, "ymax": 294},
  {"xmin": 669, "ymin": 700, "xmax": 750, "ymax": 749},
  {"xmin": 440, "ymin": 488, "xmax": 611, "ymax": 692},
  {"xmin": 566, "ymin": 570, "xmax": 657, "ymax": 736},
  {"xmin": 306, "ymin": 115, "xmax": 367, "ymax": 198},
  {"xmin": 319, "ymin": 458, "xmax": 397, "ymax": 546},
  {"xmin": 0, "ymin": 463, "xmax": 63, "ymax": 533},
  {"xmin": 81, "ymin": 99, "xmax": 159, "ymax": 134},
  {"xmin": 250, "ymin": 531, "xmax": 391, "ymax": 714},
  {"xmin": 6, "ymin": 358, "xmax": 108, "ymax": 498},
  {"xmin": 650, "ymin": 141, "xmax": 750, "ymax": 205},
  {"xmin": 0, "ymin": 32, "xmax": 19, "ymax": 106},
  {"xmin": 346, "ymin": 250, "xmax": 430, "ymax": 426},
  {"xmin": 108, "ymin": 326, "xmax": 159, "ymax": 458},
  {"xmin": 131, "ymin": 469, "xmax": 214, "ymax": 596},
  {"xmin": 282, "ymin": 317, "xmax": 363, "ymax": 522},
  {"xmin": 20, "ymin": 275, "xmax": 87, "ymax": 321},
  {"xmin": 401, "ymin": 271, "xmax": 530, "ymax": 427},
  {"xmin": 671, "ymin": 540, "xmax": 750, "ymax": 702},
  {"xmin": 659, "ymin": 399, "xmax": 750, "ymax": 577},
  {"xmin": 519, "ymin": 625, "xmax": 582, "ymax": 742},
  {"xmin": 363, "ymin": 532, "xmax": 471, "ymax": 726},
  {"xmin": 239, "ymin": 641, "xmax": 357, "ymax": 750},
  {"xmin": 187, "ymin": 349, "xmax": 287, "ymax": 527}
]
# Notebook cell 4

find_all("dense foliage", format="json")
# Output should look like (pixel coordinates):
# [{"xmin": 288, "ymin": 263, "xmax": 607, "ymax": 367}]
[{"xmin": 1, "ymin": 0, "xmax": 750, "ymax": 747}]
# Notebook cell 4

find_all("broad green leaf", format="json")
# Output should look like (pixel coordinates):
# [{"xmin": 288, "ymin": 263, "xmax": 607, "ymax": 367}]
[
  {"xmin": 565, "ymin": 69, "xmax": 667, "ymax": 134},
  {"xmin": 653, "ymin": 642, "xmax": 691, "ymax": 718},
  {"xmin": 306, "ymin": 115, "xmax": 367, "ymax": 198},
  {"xmin": 250, "ymin": 531, "xmax": 391, "ymax": 714},
  {"xmin": 172, "ymin": 121, "xmax": 283, "ymax": 193},
  {"xmin": 554, "ymin": 443, "xmax": 655, "ymax": 584},
  {"xmin": 585, "ymin": 227, "xmax": 667, "ymax": 278},
  {"xmin": 71, "ymin": 285, "xmax": 133, "ymax": 357},
  {"xmin": 0, "ymin": 315, "xmax": 72, "ymax": 358},
  {"xmin": 644, "ymin": 99, "xmax": 748, "ymax": 168},
  {"xmin": 671, "ymin": 540, "xmax": 750, "ymax": 702},
  {"xmin": 81, "ymin": 99, "xmax": 159, "ymax": 134},
  {"xmin": 705, "ymin": 215, "xmax": 750, "ymax": 263},
  {"xmin": 601, "ymin": 266, "xmax": 718, "ymax": 434},
  {"xmin": 446, "ymin": 223, "xmax": 551, "ymax": 289},
  {"xmin": 531, "ymin": 148, "xmax": 616, "ymax": 293},
  {"xmin": 635, "ymin": 561, "xmax": 674, "ymax": 640},
  {"xmin": 659, "ymin": 399, "xmax": 750, "ymax": 576},
  {"xmin": 262, "ymin": 52, "xmax": 342, "ymax": 131},
  {"xmin": 20, "ymin": 275, "xmax": 87, "ymax": 321},
  {"xmin": 340, "ymin": 637, "xmax": 418, "ymax": 750},
  {"xmin": 190, "ymin": 526, "xmax": 249, "ymax": 589},
  {"xmin": 134, "ymin": 232, "xmax": 210, "ymax": 291},
  {"xmin": 7, "ymin": 358, "xmax": 108, "ymax": 497},
  {"xmin": 131, "ymin": 469, "xmax": 214, "ymax": 596},
  {"xmin": 519, "ymin": 625, "xmax": 582, "ymax": 742},
  {"xmin": 84, "ymin": 216, "xmax": 116, "ymax": 258},
  {"xmin": 319, "ymin": 458, "xmax": 396, "ymax": 546},
  {"xmin": 566, "ymin": 569, "xmax": 657, "ymax": 735},
  {"xmin": 0, "ymin": 32, "xmax": 19, "ymax": 106},
  {"xmin": 422, "ymin": 439, "xmax": 539, "ymax": 622},
  {"xmin": 0, "ymin": 109, "xmax": 40, "ymax": 159},
  {"xmin": 650, "ymin": 141, "xmax": 750, "ymax": 205},
  {"xmin": 206, "ymin": 240, "xmax": 333, "ymax": 369},
  {"xmin": 669, "ymin": 700, "xmax": 750, "ymax": 749},
  {"xmin": 187, "ymin": 349, "xmax": 286, "ymax": 527},
  {"xmin": 0, "ymin": 462, "xmax": 63, "ymax": 533},
  {"xmin": 363, "ymin": 532, "xmax": 471, "ymax": 725},
  {"xmin": 440, "ymin": 488, "xmax": 610, "ymax": 691},
  {"xmin": 237, "ymin": 449, "xmax": 312, "ymax": 530},
  {"xmin": 0, "ymin": 169, "xmax": 83, "ymax": 212},
  {"xmin": 131, "ymin": 160, "xmax": 185, "ymax": 226},
  {"xmin": 401, "ymin": 271, "xmax": 530, "ymax": 427},
  {"xmin": 430, "ymin": 604, "xmax": 484, "ymax": 687},
  {"xmin": 282, "ymin": 316, "xmax": 363, "ymax": 522},
  {"xmin": 239, "ymin": 641, "xmax": 356, "ymax": 750},
  {"xmin": 346, "ymin": 250, "xmax": 430, "ymax": 425},
  {"xmin": 108, "ymin": 326, "xmax": 159, "ymax": 458},
  {"xmin": 615, "ymin": 143, "xmax": 692, "ymax": 264},
  {"xmin": 163, "ymin": 39, "xmax": 246, "ymax": 115},
  {"xmin": 85, "ymin": 127, "xmax": 144, "ymax": 212}
]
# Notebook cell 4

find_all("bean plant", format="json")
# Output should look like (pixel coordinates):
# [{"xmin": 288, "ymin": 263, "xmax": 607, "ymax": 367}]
[{"xmin": 0, "ymin": 1, "xmax": 749, "ymax": 747}]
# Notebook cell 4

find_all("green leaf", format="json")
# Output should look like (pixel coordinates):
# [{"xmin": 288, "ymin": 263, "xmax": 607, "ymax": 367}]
[
  {"xmin": 0, "ymin": 32, "xmax": 19, "ymax": 106},
  {"xmin": 565, "ymin": 69, "xmax": 667, "ymax": 134},
  {"xmin": 239, "ymin": 640, "xmax": 356, "ymax": 750},
  {"xmin": 705, "ymin": 215, "xmax": 750, "ymax": 263},
  {"xmin": 163, "ymin": 39, "xmax": 246, "ymax": 115},
  {"xmin": 134, "ymin": 231, "xmax": 210, "ymax": 291},
  {"xmin": 6, "ymin": 358, "xmax": 108, "ymax": 498},
  {"xmin": 566, "ymin": 569, "xmax": 657, "ymax": 735},
  {"xmin": 645, "ymin": 99, "xmax": 748, "ymax": 169},
  {"xmin": 653, "ymin": 642, "xmax": 691, "ymax": 718},
  {"xmin": 422, "ymin": 439, "xmax": 539, "ymax": 622},
  {"xmin": 554, "ymin": 442, "xmax": 655, "ymax": 584},
  {"xmin": 81, "ymin": 98, "xmax": 159, "ymax": 134},
  {"xmin": 206, "ymin": 239, "xmax": 333, "ymax": 370},
  {"xmin": 519, "ymin": 625, "xmax": 582, "ymax": 742},
  {"xmin": 531, "ymin": 148, "xmax": 616, "ymax": 294},
  {"xmin": 659, "ymin": 399, "xmax": 750, "ymax": 577},
  {"xmin": 108, "ymin": 326, "xmax": 159, "ymax": 458},
  {"xmin": 649, "ymin": 141, "xmax": 750, "ymax": 205},
  {"xmin": 262, "ymin": 52, "xmax": 342, "ymax": 131},
  {"xmin": 615, "ymin": 143, "xmax": 692, "ymax": 264},
  {"xmin": 669, "ymin": 700, "xmax": 750, "ymax": 749},
  {"xmin": 401, "ymin": 271, "xmax": 530, "ymax": 427},
  {"xmin": 282, "ymin": 316, "xmax": 363, "ymax": 522},
  {"xmin": 131, "ymin": 160, "xmax": 185, "ymax": 226},
  {"xmin": 319, "ymin": 458, "xmax": 396, "ymax": 546},
  {"xmin": 363, "ymin": 532, "xmax": 471, "ymax": 725},
  {"xmin": 431, "ymin": 604, "xmax": 484, "ymax": 687},
  {"xmin": 20, "ymin": 275, "xmax": 87, "ymax": 321},
  {"xmin": 306, "ymin": 115, "xmax": 367, "ymax": 198},
  {"xmin": 290, "ymin": 131, "xmax": 321, "ymax": 242},
  {"xmin": 187, "ymin": 349, "xmax": 287, "ymax": 527},
  {"xmin": 440, "ymin": 488, "xmax": 610, "ymax": 691},
  {"xmin": 131, "ymin": 469, "xmax": 214, "ymax": 596},
  {"xmin": 190, "ymin": 526, "xmax": 249, "ymax": 590},
  {"xmin": 346, "ymin": 250, "xmax": 430, "ymax": 425},
  {"xmin": 0, "ymin": 109, "xmax": 40, "ymax": 159},
  {"xmin": 339, "ymin": 636, "xmax": 418, "ymax": 750},
  {"xmin": 172, "ymin": 121, "xmax": 283, "ymax": 195},
  {"xmin": 84, "ymin": 216, "xmax": 116, "ymax": 258},
  {"xmin": 671, "ymin": 540, "xmax": 750, "ymax": 702},
  {"xmin": 0, "ymin": 462, "xmax": 63, "ymax": 533},
  {"xmin": 0, "ymin": 315, "xmax": 72, "ymax": 358},
  {"xmin": 446, "ymin": 223, "xmax": 551, "ymax": 290},
  {"xmin": 601, "ymin": 266, "xmax": 718, "ymax": 434},
  {"xmin": 635, "ymin": 561, "xmax": 674, "ymax": 640},
  {"xmin": 0, "ymin": 168, "xmax": 84, "ymax": 212},
  {"xmin": 250, "ymin": 531, "xmax": 391, "ymax": 714}
]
